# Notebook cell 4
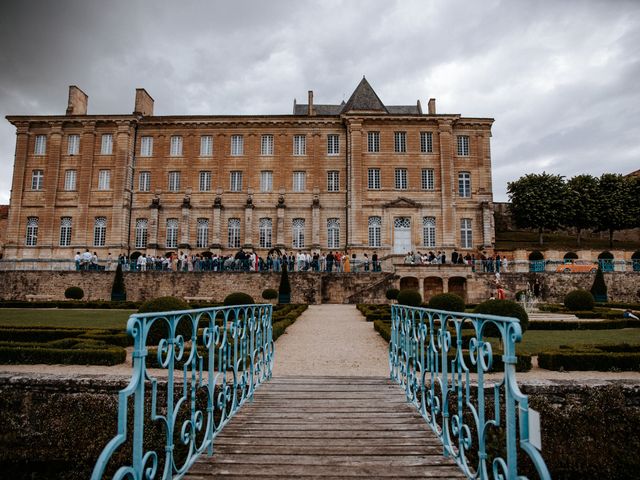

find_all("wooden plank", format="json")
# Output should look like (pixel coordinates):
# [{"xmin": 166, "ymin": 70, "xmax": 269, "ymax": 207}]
[{"xmin": 213, "ymin": 445, "xmax": 444, "ymax": 455}]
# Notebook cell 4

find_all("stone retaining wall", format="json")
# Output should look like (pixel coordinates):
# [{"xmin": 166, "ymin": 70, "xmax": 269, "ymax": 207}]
[{"xmin": 0, "ymin": 373, "xmax": 637, "ymax": 479}]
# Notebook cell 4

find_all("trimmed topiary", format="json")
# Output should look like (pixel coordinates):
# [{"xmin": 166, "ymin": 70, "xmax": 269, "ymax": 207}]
[
  {"xmin": 474, "ymin": 299, "xmax": 529, "ymax": 335},
  {"xmin": 261, "ymin": 288, "xmax": 278, "ymax": 300},
  {"xmin": 223, "ymin": 292, "xmax": 255, "ymax": 306},
  {"xmin": 111, "ymin": 263, "xmax": 126, "ymax": 301},
  {"xmin": 278, "ymin": 263, "xmax": 291, "ymax": 304},
  {"xmin": 386, "ymin": 288, "xmax": 400, "ymax": 301},
  {"xmin": 396, "ymin": 289, "xmax": 422, "ymax": 307},
  {"xmin": 428, "ymin": 293, "xmax": 465, "ymax": 312},
  {"xmin": 564, "ymin": 289, "xmax": 595, "ymax": 311},
  {"xmin": 590, "ymin": 266, "xmax": 608, "ymax": 302},
  {"xmin": 64, "ymin": 286, "xmax": 84, "ymax": 300},
  {"xmin": 138, "ymin": 296, "xmax": 191, "ymax": 346},
  {"xmin": 138, "ymin": 296, "xmax": 189, "ymax": 313}
]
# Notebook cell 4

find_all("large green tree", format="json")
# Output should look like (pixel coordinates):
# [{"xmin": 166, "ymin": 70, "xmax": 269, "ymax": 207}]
[
  {"xmin": 595, "ymin": 173, "xmax": 634, "ymax": 248},
  {"xmin": 507, "ymin": 172, "xmax": 569, "ymax": 245},
  {"xmin": 565, "ymin": 174, "xmax": 599, "ymax": 247}
]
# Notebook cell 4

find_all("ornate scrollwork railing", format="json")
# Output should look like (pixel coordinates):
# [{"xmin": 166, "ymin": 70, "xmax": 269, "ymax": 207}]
[
  {"xmin": 91, "ymin": 304, "xmax": 273, "ymax": 480},
  {"xmin": 390, "ymin": 305, "xmax": 550, "ymax": 480}
]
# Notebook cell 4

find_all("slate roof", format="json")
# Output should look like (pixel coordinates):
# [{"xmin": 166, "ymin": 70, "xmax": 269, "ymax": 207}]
[{"xmin": 293, "ymin": 77, "xmax": 421, "ymax": 116}]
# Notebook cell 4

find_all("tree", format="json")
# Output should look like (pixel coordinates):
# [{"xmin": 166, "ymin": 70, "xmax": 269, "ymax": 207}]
[
  {"xmin": 278, "ymin": 263, "xmax": 291, "ymax": 304},
  {"xmin": 565, "ymin": 174, "xmax": 599, "ymax": 247},
  {"xmin": 594, "ymin": 173, "xmax": 634, "ymax": 248},
  {"xmin": 111, "ymin": 263, "xmax": 126, "ymax": 301},
  {"xmin": 507, "ymin": 172, "xmax": 569, "ymax": 245}
]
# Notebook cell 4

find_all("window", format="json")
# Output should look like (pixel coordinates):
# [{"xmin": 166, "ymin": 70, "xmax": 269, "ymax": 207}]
[
  {"xmin": 170, "ymin": 136, "xmax": 183, "ymax": 156},
  {"xmin": 67, "ymin": 134, "xmax": 80, "ymax": 155},
  {"xmin": 59, "ymin": 217, "xmax": 72, "ymax": 247},
  {"xmin": 420, "ymin": 132, "xmax": 433, "ymax": 153},
  {"xmin": 367, "ymin": 131, "xmax": 380, "ymax": 153},
  {"xmin": 423, "ymin": 217, "xmax": 436, "ymax": 247},
  {"xmin": 261, "ymin": 135, "xmax": 274, "ymax": 156},
  {"xmin": 98, "ymin": 170, "xmax": 111, "ymax": 190},
  {"xmin": 140, "ymin": 136, "xmax": 153, "ymax": 156},
  {"xmin": 457, "ymin": 135, "xmax": 470, "ymax": 156},
  {"xmin": 327, "ymin": 134, "xmax": 340, "ymax": 155},
  {"xmin": 368, "ymin": 216, "xmax": 381, "ymax": 247},
  {"xmin": 292, "ymin": 218, "xmax": 305, "ymax": 248},
  {"xmin": 166, "ymin": 218, "xmax": 179, "ymax": 248},
  {"xmin": 327, "ymin": 171, "xmax": 339, "ymax": 192},
  {"xmin": 94, "ymin": 217, "xmax": 107, "ymax": 246},
  {"xmin": 34, "ymin": 135, "xmax": 46, "ymax": 155},
  {"xmin": 421, "ymin": 168, "xmax": 434, "ymax": 190},
  {"xmin": 293, "ymin": 135, "xmax": 306, "ymax": 155},
  {"xmin": 31, "ymin": 170, "xmax": 44, "ymax": 190},
  {"xmin": 139, "ymin": 171, "xmax": 151, "ymax": 192},
  {"xmin": 395, "ymin": 168, "xmax": 408, "ymax": 190},
  {"xmin": 461, "ymin": 218, "xmax": 472, "ymax": 248},
  {"xmin": 260, "ymin": 170, "xmax": 273, "ymax": 192},
  {"xmin": 101, "ymin": 134, "xmax": 113, "ymax": 155},
  {"xmin": 231, "ymin": 135, "xmax": 244, "ymax": 156},
  {"xmin": 64, "ymin": 170, "xmax": 77, "ymax": 191},
  {"xmin": 135, "ymin": 219, "xmax": 148, "ymax": 249},
  {"xmin": 196, "ymin": 218, "xmax": 209, "ymax": 248},
  {"xmin": 168, "ymin": 171, "xmax": 181, "ymax": 192},
  {"xmin": 25, "ymin": 217, "xmax": 38, "ymax": 246},
  {"xmin": 230, "ymin": 171, "xmax": 243, "ymax": 192},
  {"xmin": 327, "ymin": 218, "xmax": 340, "ymax": 249},
  {"xmin": 458, "ymin": 172, "xmax": 471, "ymax": 198},
  {"xmin": 200, "ymin": 135, "xmax": 213, "ymax": 156},
  {"xmin": 293, "ymin": 171, "xmax": 306, "ymax": 192},
  {"xmin": 259, "ymin": 218, "xmax": 272, "ymax": 248},
  {"xmin": 394, "ymin": 132, "xmax": 407, "ymax": 153},
  {"xmin": 228, "ymin": 218, "xmax": 241, "ymax": 248},
  {"xmin": 199, "ymin": 171, "xmax": 212, "ymax": 192},
  {"xmin": 368, "ymin": 168, "xmax": 381, "ymax": 190}
]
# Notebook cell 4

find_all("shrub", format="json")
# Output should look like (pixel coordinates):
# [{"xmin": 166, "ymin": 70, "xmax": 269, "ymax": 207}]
[
  {"xmin": 564, "ymin": 289, "xmax": 595, "ymax": 311},
  {"xmin": 279, "ymin": 263, "xmax": 291, "ymax": 294},
  {"xmin": 138, "ymin": 296, "xmax": 191, "ymax": 346},
  {"xmin": 64, "ymin": 286, "xmax": 84, "ymax": 300},
  {"xmin": 374, "ymin": 320, "xmax": 392, "ymax": 342},
  {"xmin": 474, "ymin": 299, "xmax": 529, "ymax": 334},
  {"xmin": 590, "ymin": 266, "xmax": 608, "ymax": 302},
  {"xmin": 538, "ymin": 348, "xmax": 640, "ymax": 371},
  {"xmin": 262, "ymin": 289, "xmax": 278, "ymax": 300},
  {"xmin": 428, "ymin": 293, "xmax": 465, "ymax": 312},
  {"xmin": 0, "ymin": 345, "xmax": 125, "ymax": 365},
  {"xmin": 223, "ymin": 292, "xmax": 255, "ymax": 306},
  {"xmin": 111, "ymin": 263, "xmax": 126, "ymax": 301},
  {"xmin": 385, "ymin": 288, "xmax": 399, "ymax": 301},
  {"xmin": 515, "ymin": 290, "xmax": 527, "ymax": 301},
  {"xmin": 396, "ymin": 289, "xmax": 422, "ymax": 307}
]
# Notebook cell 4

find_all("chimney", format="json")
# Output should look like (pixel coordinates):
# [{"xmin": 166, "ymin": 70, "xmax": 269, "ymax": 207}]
[
  {"xmin": 416, "ymin": 99, "xmax": 423, "ymax": 114},
  {"xmin": 66, "ymin": 86, "xmax": 88, "ymax": 115},
  {"xmin": 308, "ymin": 90, "xmax": 315, "ymax": 116},
  {"xmin": 428, "ymin": 98, "xmax": 436, "ymax": 115},
  {"xmin": 134, "ymin": 88, "xmax": 154, "ymax": 116}
]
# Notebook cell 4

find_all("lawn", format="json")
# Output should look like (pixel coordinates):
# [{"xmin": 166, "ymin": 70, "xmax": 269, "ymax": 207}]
[
  {"xmin": 513, "ymin": 328, "xmax": 640, "ymax": 355},
  {"xmin": 0, "ymin": 309, "xmax": 135, "ymax": 330}
]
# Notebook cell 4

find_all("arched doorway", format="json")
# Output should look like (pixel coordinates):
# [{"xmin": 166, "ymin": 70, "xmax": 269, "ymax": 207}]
[
  {"xmin": 448, "ymin": 277, "xmax": 467, "ymax": 303},
  {"xmin": 423, "ymin": 277, "xmax": 443, "ymax": 302},
  {"xmin": 563, "ymin": 251, "xmax": 578, "ymax": 261},
  {"xmin": 632, "ymin": 250, "xmax": 640, "ymax": 272},
  {"xmin": 597, "ymin": 251, "xmax": 614, "ymax": 272},
  {"xmin": 393, "ymin": 217, "xmax": 412, "ymax": 255},
  {"xmin": 400, "ymin": 276, "xmax": 419, "ymax": 291},
  {"xmin": 528, "ymin": 250, "xmax": 545, "ymax": 272}
]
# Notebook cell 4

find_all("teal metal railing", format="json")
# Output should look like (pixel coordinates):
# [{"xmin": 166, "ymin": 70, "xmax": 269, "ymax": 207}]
[
  {"xmin": 91, "ymin": 304, "xmax": 273, "ymax": 480},
  {"xmin": 390, "ymin": 305, "xmax": 550, "ymax": 480}
]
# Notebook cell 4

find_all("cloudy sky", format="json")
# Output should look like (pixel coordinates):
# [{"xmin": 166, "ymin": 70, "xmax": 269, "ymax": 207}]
[{"xmin": 0, "ymin": 0, "xmax": 638, "ymax": 203}]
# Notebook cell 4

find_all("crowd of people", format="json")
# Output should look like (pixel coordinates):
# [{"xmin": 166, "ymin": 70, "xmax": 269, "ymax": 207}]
[{"xmin": 402, "ymin": 250, "xmax": 510, "ymax": 272}]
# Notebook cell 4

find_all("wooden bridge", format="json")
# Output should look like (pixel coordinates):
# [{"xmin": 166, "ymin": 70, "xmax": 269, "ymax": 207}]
[{"xmin": 184, "ymin": 376, "xmax": 464, "ymax": 479}]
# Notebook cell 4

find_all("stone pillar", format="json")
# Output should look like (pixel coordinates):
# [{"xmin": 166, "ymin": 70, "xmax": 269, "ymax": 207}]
[
  {"xmin": 346, "ymin": 120, "xmax": 363, "ymax": 248},
  {"xmin": 438, "ymin": 120, "xmax": 456, "ymax": 248},
  {"xmin": 276, "ymin": 192, "xmax": 286, "ymax": 248},
  {"xmin": 148, "ymin": 198, "xmax": 160, "ymax": 250},
  {"xmin": 76, "ymin": 122, "xmax": 97, "ymax": 248},
  {"xmin": 244, "ymin": 192, "xmax": 254, "ymax": 248},
  {"xmin": 211, "ymin": 194, "xmax": 223, "ymax": 251},
  {"xmin": 112, "ymin": 121, "xmax": 134, "ymax": 252},
  {"xmin": 179, "ymin": 193, "xmax": 191, "ymax": 249},
  {"xmin": 482, "ymin": 202, "xmax": 494, "ymax": 249},
  {"xmin": 312, "ymin": 191, "xmax": 320, "ymax": 249},
  {"xmin": 5, "ymin": 122, "xmax": 30, "ymax": 258},
  {"xmin": 418, "ymin": 278, "xmax": 424, "ymax": 297},
  {"xmin": 40, "ymin": 122, "xmax": 63, "ymax": 256}
]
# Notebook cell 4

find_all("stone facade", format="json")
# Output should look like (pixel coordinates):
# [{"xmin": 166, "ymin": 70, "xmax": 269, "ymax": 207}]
[{"xmin": 4, "ymin": 79, "xmax": 494, "ymax": 261}]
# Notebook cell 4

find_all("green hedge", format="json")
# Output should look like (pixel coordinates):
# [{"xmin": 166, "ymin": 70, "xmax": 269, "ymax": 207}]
[
  {"xmin": 528, "ymin": 319, "xmax": 640, "ymax": 330},
  {"xmin": 0, "ymin": 300, "xmax": 142, "ymax": 309},
  {"xmin": 0, "ymin": 345, "xmax": 125, "ymax": 365},
  {"xmin": 374, "ymin": 320, "xmax": 391, "ymax": 342},
  {"xmin": 538, "ymin": 348, "xmax": 640, "ymax": 371}
]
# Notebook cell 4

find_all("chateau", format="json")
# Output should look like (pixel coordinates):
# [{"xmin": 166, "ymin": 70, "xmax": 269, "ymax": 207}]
[{"xmin": 4, "ymin": 78, "xmax": 495, "ymax": 260}]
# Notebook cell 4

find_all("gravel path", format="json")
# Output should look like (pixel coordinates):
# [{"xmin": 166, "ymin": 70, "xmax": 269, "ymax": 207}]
[{"xmin": 271, "ymin": 304, "xmax": 390, "ymax": 377}]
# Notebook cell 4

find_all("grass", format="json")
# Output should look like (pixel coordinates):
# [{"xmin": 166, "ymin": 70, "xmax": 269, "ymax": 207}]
[
  {"xmin": 511, "ymin": 328, "xmax": 640, "ymax": 356},
  {"xmin": 0, "ymin": 309, "xmax": 135, "ymax": 329},
  {"xmin": 495, "ymin": 229, "xmax": 640, "ymax": 251}
]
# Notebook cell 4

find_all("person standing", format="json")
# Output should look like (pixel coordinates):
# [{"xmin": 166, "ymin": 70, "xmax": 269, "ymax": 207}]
[
  {"xmin": 372, "ymin": 251, "xmax": 378, "ymax": 272},
  {"xmin": 74, "ymin": 251, "xmax": 81, "ymax": 271},
  {"xmin": 326, "ymin": 251, "xmax": 334, "ymax": 272},
  {"xmin": 363, "ymin": 253, "xmax": 370, "ymax": 272},
  {"xmin": 343, "ymin": 253, "xmax": 351, "ymax": 273}
]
